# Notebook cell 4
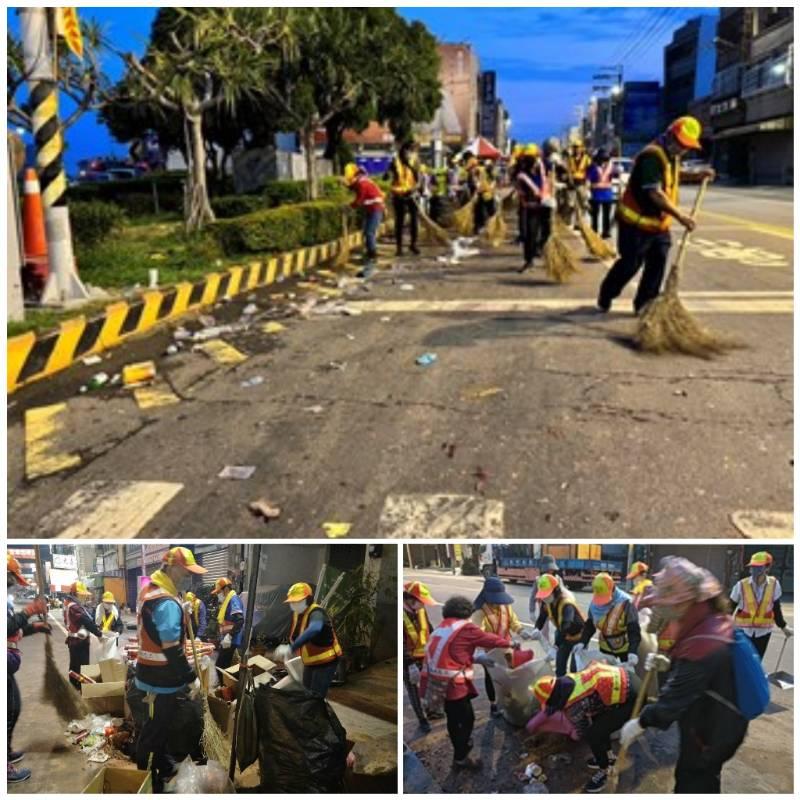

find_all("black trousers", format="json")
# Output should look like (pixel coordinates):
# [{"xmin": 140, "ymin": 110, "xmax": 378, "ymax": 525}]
[
  {"xmin": 302, "ymin": 661, "xmax": 338, "ymax": 698},
  {"xmin": 590, "ymin": 200, "xmax": 614, "ymax": 238},
  {"xmin": 68, "ymin": 640, "xmax": 91, "ymax": 691},
  {"xmin": 483, "ymin": 666, "xmax": 496, "ymax": 704},
  {"xmin": 216, "ymin": 646, "xmax": 235, "ymax": 671},
  {"xmin": 393, "ymin": 195, "xmax": 418, "ymax": 252},
  {"xmin": 8, "ymin": 675, "xmax": 21, "ymax": 753},
  {"xmin": 445, "ymin": 696, "xmax": 475, "ymax": 761},
  {"xmin": 522, "ymin": 206, "xmax": 551, "ymax": 264},
  {"xmin": 598, "ymin": 222, "xmax": 672, "ymax": 313},
  {"xmin": 555, "ymin": 640, "xmax": 579, "ymax": 677},
  {"xmin": 586, "ymin": 697, "xmax": 635, "ymax": 770},
  {"xmin": 474, "ymin": 197, "xmax": 496, "ymax": 234},
  {"xmin": 747, "ymin": 632, "xmax": 771, "ymax": 660},
  {"xmin": 136, "ymin": 691, "xmax": 180, "ymax": 790},
  {"xmin": 403, "ymin": 661, "xmax": 428, "ymax": 725}
]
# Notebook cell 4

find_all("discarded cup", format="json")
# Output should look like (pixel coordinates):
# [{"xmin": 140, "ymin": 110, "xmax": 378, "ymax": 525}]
[
  {"xmin": 416, "ymin": 353, "xmax": 438, "ymax": 367},
  {"xmin": 240, "ymin": 376, "xmax": 265, "ymax": 388}
]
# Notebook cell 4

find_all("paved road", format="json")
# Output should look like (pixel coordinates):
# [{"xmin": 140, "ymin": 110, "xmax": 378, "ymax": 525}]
[
  {"xmin": 7, "ymin": 186, "xmax": 792, "ymax": 538},
  {"xmin": 402, "ymin": 569, "xmax": 795, "ymax": 794}
]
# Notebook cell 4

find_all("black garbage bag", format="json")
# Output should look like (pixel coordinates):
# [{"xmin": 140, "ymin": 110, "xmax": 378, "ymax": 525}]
[
  {"xmin": 236, "ymin": 670, "xmax": 259, "ymax": 772},
  {"xmin": 256, "ymin": 684, "xmax": 347, "ymax": 793}
]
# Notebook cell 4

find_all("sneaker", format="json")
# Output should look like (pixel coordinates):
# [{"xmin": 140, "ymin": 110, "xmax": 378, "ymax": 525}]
[
  {"xmin": 453, "ymin": 756, "xmax": 483, "ymax": 771},
  {"xmin": 427, "ymin": 710, "xmax": 445, "ymax": 720},
  {"xmin": 490, "ymin": 703, "xmax": 502, "ymax": 718},
  {"xmin": 8, "ymin": 751, "xmax": 24, "ymax": 765},
  {"xmin": 583, "ymin": 770, "xmax": 608, "ymax": 793},
  {"xmin": 587, "ymin": 752, "xmax": 616, "ymax": 770},
  {"xmin": 357, "ymin": 264, "xmax": 376, "ymax": 279},
  {"xmin": 8, "ymin": 766, "xmax": 32, "ymax": 784}
]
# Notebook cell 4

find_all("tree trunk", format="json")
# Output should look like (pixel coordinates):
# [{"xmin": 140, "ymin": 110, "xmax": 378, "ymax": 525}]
[
  {"xmin": 303, "ymin": 124, "xmax": 319, "ymax": 201},
  {"xmin": 184, "ymin": 111, "xmax": 216, "ymax": 233}
]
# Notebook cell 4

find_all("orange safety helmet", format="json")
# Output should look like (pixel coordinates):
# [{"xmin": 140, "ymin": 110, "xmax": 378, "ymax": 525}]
[
  {"xmin": 532, "ymin": 675, "xmax": 557, "ymax": 706},
  {"xmin": 7, "ymin": 553, "xmax": 29, "ymax": 586},
  {"xmin": 534, "ymin": 574, "xmax": 559, "ymax": 600},
  {"xmin": 285, "ymin": 582, "xmax": 313, "ymax": 603},
  {"xmin": 626, "ymin": 562, "xmax": 649, "ymax": 580},
  {"xmin": 403, "ymin": 581, "xmax": 440, "ymax": 606},
  {"xmin": 747, "ymin": 551, "xmax": 773, "ymax": 568},
  {"xmin": 211, "ymin": 577, "xmax": 233, "ymax": 595},
  {"xmin": 163, "ymin": 547, "xmax": 208, "ymax": 575},
  {"xmin": 591, "ymin": 573, "xmax": 615, "ymax": 606},
  {"xmin": 668, "ymin": 116, "xmax": 702, "ymax": 150}
]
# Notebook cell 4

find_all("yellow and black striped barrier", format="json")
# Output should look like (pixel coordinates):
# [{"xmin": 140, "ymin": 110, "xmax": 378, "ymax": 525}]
[
  {"xmin": 8, "ymin": 232, "xmax": 364, "ymax": 394},
  {"xmin": 30, "ymin": 80, "xmax": 67, "ymax": 210}
]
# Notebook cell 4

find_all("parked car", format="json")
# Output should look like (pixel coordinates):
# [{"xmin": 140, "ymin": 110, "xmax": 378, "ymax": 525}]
[
  {"xmin": 681, "ymin": 159, "xmax": 712, "ymax": 184},
  {"xmin": 611, "ymin": 157, "xmax": 633, "ymax": 199}
]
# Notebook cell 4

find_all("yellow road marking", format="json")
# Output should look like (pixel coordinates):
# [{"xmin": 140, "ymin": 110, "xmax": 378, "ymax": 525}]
[
  {"xmin": 699, "ymin": 210, "xmax": 793, "ymax": 240},
  {"xmin": 730, "ymin": 510, "xmax": 793, "ymax": 539},
  {"xmin": 25, "ymin": 403, "xmax": 81, "ymax": 480},
  {"xmin": 196, "ymin": 339, "xmax": 248, "ymax": 365},
  {"xmin": 133, "ymin": 385, "xmax": 181, "ymax": 410}
]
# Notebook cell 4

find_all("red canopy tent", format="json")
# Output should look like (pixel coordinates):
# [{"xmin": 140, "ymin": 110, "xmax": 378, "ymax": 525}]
[{"xmin": 463, "ymin": 136, "xmax": 502, "ymax": 159}]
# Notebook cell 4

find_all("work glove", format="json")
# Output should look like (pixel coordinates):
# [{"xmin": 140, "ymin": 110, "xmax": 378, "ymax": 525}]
[
  {"xmin": 519, "ymin": 629, "xmax": 534, "ymax": 641},
  {"xmin": 274, "ymin": 644, "xmax": 293, "ymax": 662},
  {"xmin": 620, "ymin": 718, "xmax": 644, "ymax": 749},
  {"xmin": 645, "ymin": 653, "xmax": 672, "ymax": 673},
  {"xmin": 626, "ymin": 653, "xmax": 639, "ymax": 668},
  {"xmin": 528, "ymin": 629, "xmax": 543, "ymax": 642},
  {"xmin": 76, "ymin": 628, "xmax": 89, "ymax": 640},
  {"xmin": 30, "ymin": 621, "xmax": 51, "ymax": 635},
  {"xmin": 407, "ymin": 663, "xmax": 421, "ymax": 686},
  {"xmin": 24, "ymin": 597, "xmax": 48, "ymax": 617},
  {"xmin": 188, "ymin": 678, "xmax": 203, "ymax": 700},
  {"xmin": 220, "ymin": 634, "xmax": 232, "ymax": 650},
  {"xmin": 474, "ymin": 653, "xmax": 495, "ymax": 668},
  {"xmin": 783, "ymin": 626, "xmax": 794, "ymax": 638}
]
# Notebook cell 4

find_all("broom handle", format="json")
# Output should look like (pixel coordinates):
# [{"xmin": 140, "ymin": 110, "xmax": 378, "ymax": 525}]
[
  {"xmin": 186, "ymin": 614, "xmax": 204, "ymax": 686},
  {"xmin": 664, "ymin": 177, "xmax": 710, "ymax": 296},
  {"xmin": 631, "ymin": 667, "xmax": 655, "ymax": 718},
  {"xmin": 774, "ymin": 635, "xmax": 789, "ymax": 673}
]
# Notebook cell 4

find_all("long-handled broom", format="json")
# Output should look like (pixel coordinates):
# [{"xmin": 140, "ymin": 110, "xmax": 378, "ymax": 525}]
[
  {"xmin": 574, "ymin": 190, "xmax": 616, "ymax": 260},
  {"xmin": 543, "ymin": 219, "xmax": 581, "ymax": 283},
  {"xmin": 451, "ymin": 194, "xmax": 478, "ymax": 236},
  {"xmin": 415, "ymin": 200, "xmax": 452, "ymax": 246},
  {"xmin": 481, "ymin": 207, "xmax": 507, "ymax": 249},
  {"xmin": 636, "ymin": 178, "xmax": 742, "ymax": 358}
]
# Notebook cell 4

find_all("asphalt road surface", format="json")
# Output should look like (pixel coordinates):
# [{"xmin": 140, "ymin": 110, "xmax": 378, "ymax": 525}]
[
  {"xmin": 402, "ymin": 569, "xmax": 795, "ymax": 794},
  {"xmin": 7, "ymin": 186, "xmax": 792, "ymax": 538}
]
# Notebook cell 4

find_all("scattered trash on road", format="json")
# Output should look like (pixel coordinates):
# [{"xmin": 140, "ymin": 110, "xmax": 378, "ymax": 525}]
[
  {"xmin": 218, "ymin": 465, "xmax": 256, "ymax": 480},
  {"xmin": 248, "ymin": 498, "xmax": 282, "ymax": 521},
  {"xmin": 442, "ymin": 442, "xmax": 457, "ymax": 459},
  {"xmin": 165, "ymin": 344, "xmax": 180, "ymax": 356},
  {"xmin": 86, "ymin": 372, "xmax": 110, "ymax": 390},
  {"xmin": 380, "ymin": 316, "xmax": 392, "ymax": 323},
  {"xmin": 173, "ymin": 327, "xmax": 192, "ymax": 341},
  {"xmin": 81, "ymin": 355, "xmax": 103, "ymax": 367},
  {"xmin": 416, "ymin": 353, "xmax": 438, "ymax": 367},
  {"xmin": 322, "ymin": 522, "xmax": 351, "ymax": 538},
  {"xmin": 465, "ymin": 386, "xmax": 504, "ymax": 401},
  {"xmin": 304, "ymin": 405, "xmax": 325, "ymax": 414},
  {"xmin": 240, "ymin": 376, "xmax": 265, "ymax": 388},
  {"xmin": 242, "ymin": 303, "xmax": 259, "ymax": 315},
  {"xmin": 473, "ymin": 466, "xmax": 489, "ymax": 493},
  {"xmin": 326, "ymin": 360, "xmax": 347, "ymax": 371},
  {"xmin": 400, "ymin": 283, "xmax": 415, "ymax": 291},
  {"xmin": 262, "ymin": 321, "xmax": 286, "ymax": 334},
  {"xmin": 346, "ymin": 334, "xmax": 356, "ymax": 341},
  {"xmin": 199, "ymin": 314, "xmax": 216, "ymax": 328},
  {"xmin": 673, "ymin": 389, "xmax": 688, "ymax": 397},
  {"xmin": 122, "ymin": 361, "xmax": 156, "ymax": 387}
]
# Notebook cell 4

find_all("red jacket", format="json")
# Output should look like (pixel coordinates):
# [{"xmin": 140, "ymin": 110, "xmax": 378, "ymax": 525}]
[{"xmin": 350, "ymin": 176, "xmax": 385, "ymax": 214}]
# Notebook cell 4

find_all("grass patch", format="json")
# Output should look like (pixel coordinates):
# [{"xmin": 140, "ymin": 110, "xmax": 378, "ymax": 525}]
[{"xmin": 8, "ymin": 301, "xmax": 118, "ymax": 338}]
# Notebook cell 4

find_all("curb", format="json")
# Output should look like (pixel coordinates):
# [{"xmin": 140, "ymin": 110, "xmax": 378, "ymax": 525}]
[{"xmin": 8, "ymin": 231, "xmax": 364, "ymax": 395}]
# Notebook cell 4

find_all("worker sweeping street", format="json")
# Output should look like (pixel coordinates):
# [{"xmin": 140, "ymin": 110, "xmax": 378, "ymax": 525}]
[
  {"xmin": 275, "ymin": 582, "xmax": 343, "ymax": 698},
  {"xmin": 420, "ymin": 595, "xmax": 513, "ymax": 771},
  {"xmin": 7, "ymin": 554, "xmax": 51, "ymax": 785},
  {"xmin": 184, "ymin": 591, "xmax": 207, "ymax": 639},
  {"xmin": 530, "ymin": 663, "xmax": 638, "ymax": 793},
  {"xmin": 620, "ymin": 557, "xmax": 751, "ymax": 793},
  {"xmin": 94, "ymin": 591, "xmax": 124, "ymax": 636},
  {"xmin": 574, "ymin": 573, "xmax": 641, "ymax": 666},
  {"xmin": 344, "ymin": 162, "xmax": 385, "ymax": 279},
  {"xmin": 566, "ymin": 140, "xmax": 591, "ymax": 228},
  {"xmin": 530, "ymin": 574, "xmax": 585, "ymax": 676},
  {"xmin": 472, "ymin": 576, "xmax": 529, "ymax": 717},
  {"xmin": 63, "ymin": 581, "xmax": 103, "ymax": 691},
  {"xmin": 210, "ymin": 577, "xmax": 244, "ymax": 671},
  {"xmin": 403, "ymin": 581, "xmax": 440, "ymax": 733},
  {"xmin": 597, "ymin": 116, "xmax": 716, "ymax": 314},
  {"xmin": 134, "ymin": 547, "xmax": 207, "ymax": 792},
  {"xmin": 516, "ymin": 145, "xmax": 553, "ymax": 273},
  {"xmin": 627, "ymin": 562, "xmax": 654, "ymax": 610},
  {"xmin": 389, "ymin": 141, "xmax": 421, "ymax": 256},
  {"xmin": 730, "ymin": 551, "xmax": 793, "ymax": 660},
  {"xmin": 587, "ymin": 149, "xmax": 616, "ymax": 239},
  {"xmin": 473, "ymin": 161, "xmax": 497, "ymax": 235}
]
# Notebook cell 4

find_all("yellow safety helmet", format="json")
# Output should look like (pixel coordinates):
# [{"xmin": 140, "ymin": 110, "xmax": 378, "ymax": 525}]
[
  {"xmin": 512, "ymin": 144, "xmax": 524, "ymax": 158},
  {"xmin": 185, "ymin": 591, "xmax": 196, "ymax": 603},
  {"xmin": 285, "ymin": 582, "xmax": 313, "ymax": 603},
  {"xmin": 747, "ymin": 551, "xmax": 773, "ymax": 568},
  {"xmin": 101, "ymin": 591, "xmax": 115, "ymax": 603},
  {"xmin": 524, "ymin": 143, "xmax": 540, "ymax": 157},
  {"xmin": 70, "ymin": 580, "xmax": 90, "ymax": 596},
  {"xmin": 211, "ymin": 577, "xmax": 233, "ymax": 596},
  {"xmin": 533, "ymin": 675, "xmax": 557, "ymax": 707},
  {"xmin": 668, "ymin": 116, "xmax": 702, "ymax": 150},
  {"xmin": 343, "ymin": 163, "xmax": 360, "ymax": 185}
]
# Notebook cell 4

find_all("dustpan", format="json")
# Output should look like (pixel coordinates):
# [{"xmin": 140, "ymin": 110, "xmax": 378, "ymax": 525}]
[{"xmin": 768, "ymin": 637, "xmax": 793, "ymax": 689}]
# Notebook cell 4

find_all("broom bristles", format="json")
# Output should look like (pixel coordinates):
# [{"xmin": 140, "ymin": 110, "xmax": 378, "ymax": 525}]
[
  {"xmin": 543, "ymin": 232, "xmax": 581, "ymax": 283},
  {"xmin": 44, "ymin": 635, "xmax": 89, "ymax": 722},
  {"xmin": 578, "ymin": 217, "xmax": 616, "ymax": 259},
  {"xmin": 201, "ymin": 696, "xmax": 232, "ymax": 767},
  {"xmin": 451, "ymin": 195, "xmax": 478, "ymax": 236},
  {"xmin": 332, "ymin": 226, "xmax": 351, "ymax": 268},
  {"xmin": 481, "ymin": 212, "xmax": 507, "ymax": 248},
  {"xmin": 418, "ymin": 206, "xmax": 452, "ymax": 246}
]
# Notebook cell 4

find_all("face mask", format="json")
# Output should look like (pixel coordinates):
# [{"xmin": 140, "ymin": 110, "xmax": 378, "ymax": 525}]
[
  {"xmin": 289, "ymin": 601, "xmax": 307, "ymax": 614},
  {"xmin": 543, "ymin": 595, "xmax": 555, "ymax": 606},
  {"xmin": 103, "ymin": 603, "xmax": 113, "ymax": 612},
  {"xmin": 750, "ymin": 567, "xmax": 766, "ymax": 578}
]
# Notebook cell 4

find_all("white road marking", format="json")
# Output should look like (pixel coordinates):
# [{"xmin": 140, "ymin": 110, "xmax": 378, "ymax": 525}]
[
  {"xmin": 35, "ymin": 480, "xmax": 184, "ymax": 539},
  {"xmin": 730, "ymin": 510, "xmax": 793, "ymax": 539},
  {"xmin": 379, "ymin": 493, "xmax": 505, "ymax": 539}
]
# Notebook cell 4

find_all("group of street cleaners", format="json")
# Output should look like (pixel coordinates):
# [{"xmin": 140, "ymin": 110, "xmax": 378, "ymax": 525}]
[
  {"xmin": 403, "ymin": 550, "xmax": 790, "ymax": 794},
  {"xmin": 342, "ymin": 114, "xmax": 716, "ymax": 319},
  {"xmin": 7, "ymin": 547, "xmax": 344, "ymax": 791}
]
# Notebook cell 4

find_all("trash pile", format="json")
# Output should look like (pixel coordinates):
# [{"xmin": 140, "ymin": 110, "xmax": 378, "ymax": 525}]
[
  {"xmin": 437, "ymin": 237, "xmax": 482, "ymax": 266},
  {"xmin": 485, "ymin": 646, "xmax": 553, "ymax": 727},
  {"xmin": 65, "ymin": 713, "xmax": 132, "ymax": 764}
]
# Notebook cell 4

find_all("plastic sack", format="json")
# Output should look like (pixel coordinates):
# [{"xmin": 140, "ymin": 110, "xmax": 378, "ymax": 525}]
[
  {"xmin": 236, "ymin": 669, "xmax": 258, "ymax": 772},
  {"xmin": 571, "ymin": 647, "xmax": 620, "ymax": 672},
  {"xmin": 89, "ymin": 632, "xmax": 120, "ymax": 663},
  {"xmin": 255, "ymin": 684, "xmax": 347, "ymax": 793},
  {"xmin": 172, "ymin": 757, "xmax": 234, "ymax": 794},
  {"xmin": 484, "ymin": 647, "xmax": 553, "ymax": 727}
]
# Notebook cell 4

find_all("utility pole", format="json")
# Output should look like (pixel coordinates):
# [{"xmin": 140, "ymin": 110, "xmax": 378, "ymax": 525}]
[
  {"xmin": 7, "ymin": 135, "xmax": 26, "ymax": 321},
  {"xmin": 19, "ymin": 7, "xmax": 88, "ymax": 306}
]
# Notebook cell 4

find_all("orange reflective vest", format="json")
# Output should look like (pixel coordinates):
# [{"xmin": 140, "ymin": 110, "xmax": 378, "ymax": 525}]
[
  {"xmin": 545, "ymin": 596, "xmax": 585, "ymax": 642},
  {"xmin": 290, "ymin": 603, "xmax": 343, "ymax": 666},
  {"xmin": 591, "ymin": 162, "xmax": 614, "ymax": 190},
  {"xmin": 137, "ymin": 582, "xmax": 185, "ymax": 669},
  {"xmin": 392, "ymin": 157, "xmax": 417, "ymax": 196},
  {"xmin": 481, "ymin": 604, "xmax": 511, "ymax": 638},
  {"xmin": 566, "ymin": 663, "xmax": 629, "ymax": 707},
  {"xmin": 657, "ymin": 619, "xmax": 680, "ymax": 654},
  {"xmin": 598, "ymin": 601, "xmax": 631, "ymax": 655},
  {"xmin": 568, "ymin": 152, "xmax": 591, "ymax": 182},
  {"xmin": 423, "ymin": 618, "xmax": 474, "ymax": 687},
  {"xmin": 618, "ymin": 143, "xmax": 679, "ymax": 233},
  {"xmin": 734, "ymin": 577, "xmax": 777, "ymax": 629},
  {"xmin": 403, "ymin": 606, "xmax": 430, "ymax": 660}
]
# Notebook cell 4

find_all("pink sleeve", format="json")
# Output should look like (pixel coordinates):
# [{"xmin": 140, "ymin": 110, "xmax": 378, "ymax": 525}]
[{"xmin": 526, "ymin": 709, "xmax": 580, "ymax": 741}]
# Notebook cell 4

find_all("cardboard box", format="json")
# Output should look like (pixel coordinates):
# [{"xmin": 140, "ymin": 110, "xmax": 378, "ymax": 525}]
[
  {"xmin": 99, "ymin": 658, "xmax": 127, "ymax": 684},
  {"xmin": 83, "ymin": 681, "xmax": 125, "ymax": 715},
  {"xmin": 220, "ymin": 655, "xmax": 276, "ymax": 689},
  {"xmin": 83, "ymin": 766, "xmax": 152, "ymax": 793},
  {"xmin": 81, "ymin": 664, "xmax": 102, "ymax": 683},
  {"xmin": 207, "ymin": 690, "xmax": 237, "ymax": 737}
]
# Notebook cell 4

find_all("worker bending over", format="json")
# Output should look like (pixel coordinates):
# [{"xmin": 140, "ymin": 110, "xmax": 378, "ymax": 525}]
[
  {"xmin": 531, "ymin": 574, "xmax": 585, "ymax": 676},
  {"xmin": 184, "ymin": 591, "xmax": 207, "ymax": 639},
  {"xmin": 344, "ymin": 162, "xmax": 385, "ymax": 279}
]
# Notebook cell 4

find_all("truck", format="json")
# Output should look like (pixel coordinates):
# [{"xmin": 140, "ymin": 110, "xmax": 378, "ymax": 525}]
[{"xmin": 478, "ymin": 544, "xmax": 624, "ymax": 591}]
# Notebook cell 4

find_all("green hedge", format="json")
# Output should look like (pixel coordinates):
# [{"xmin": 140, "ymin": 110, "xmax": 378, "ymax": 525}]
[
  {"xmin": 211, "ymin": 195, "xmax": 265, "ymax": 219},
  {"xmin": 211, "ymin": 200, "xmax": 352, "ymax": 256},
  {"xmin": 68, "ymin": 174, "xmax": 186, "ymax": 216},
  {"xmin": 69, "ymin": 200, "xmax": 127, "ymax": 247}
]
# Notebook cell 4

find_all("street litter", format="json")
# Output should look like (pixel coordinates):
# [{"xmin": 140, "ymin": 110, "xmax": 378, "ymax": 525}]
[
  {"xmin": 242, "ymin": 303, "xmax": 259, "ymax": 315},
  {"xmin": 326, "ymin": 360, "xmax": 347, "ymax": 371},
  {"xmin": 400, "ymin": 283, "xmax": 415, "ymax": 291},
  {"xmin": 81, "ymin": 355, "xmax": 103, "ymax": 367},
  {"xmin": 86, "ymin": 372, "xmax": 110, "ymax": 390},
  {"xmin": 165, "ymin": 344, "xmax": 180, "ymax": 356},
  {"xmin": 199, "ymin": 314, "xmax": 216, "ymax": 328},
  {"xmin": 346, "ymin": 334, "xmax": 356, "ymax": 341},
  {"xmin": 322, "ymin": 522, "xmax": 351, "ymax": 538},
  {"xmin": 218, "ymin": 465, "xmax": 256, "ymax": 480},
  {"xmin": 240, "ymin": 376, "xmax": 265, "ymax": 388},
  {"xmin": 122, "ymin": 361, "xmax": 156, "ymax": 388},
  {"xmin": 304, "ymin": 405, "xmax": 325, "ymax": 414},
  {"xmin": 416, "ymin": 353, "xmax": 438, "ymax": 367},
  {"xmin": 380, "ymin": 316, "xmax": 392, "ymax": 323},
  {"xmin": 262, "ymin": 321, "xmax": 286, "ymax": 334},
  {"xmin": 174, "ymin": 326, "xmax": 192, "ymax": 341},
  {"xmin": 248, "ymin": 498, "xmax": 282, "ymax": 521}
]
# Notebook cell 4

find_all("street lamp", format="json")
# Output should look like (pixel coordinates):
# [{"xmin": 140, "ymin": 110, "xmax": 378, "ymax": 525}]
[{"xmin": 611, "ymin": 84, "xmax": 622, "ymax": 97}]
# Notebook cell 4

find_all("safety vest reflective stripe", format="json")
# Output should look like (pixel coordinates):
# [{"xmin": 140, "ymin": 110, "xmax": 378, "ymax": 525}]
[
  {"xmin": 483, "ymin": 605, "xmax": 510, "ymax": 638},
  {"xmin": 403, "ymin": 609, "xmax": 429, "ymax": 659},
  {"xmin": 599, "ymin": 602, "xmax": 630, "ymax": 653},
  {"xmin": 568, "ymin": 663, "xmax": 628, "ymax": 707},
  {"xmin": 137, "ymin": 649, "xmax": 168, "ymax": 662},
  {"xmin": 101, "ymin": 613, "xmax": 115, "ymax": 632},
  {"xmin": 618, "ymin": 144, "xmax": 679, "ymax": 232},
  {"xmin": 735, "ymin": 578, "xmax": 776, "ymax": 628},
  {"xmin": 569, "ymin": 154, "xmax": 590, "ymax": 180},
  {"xmin": 547, "ymin": 598, "xmax": 584, "ymax": 642},
  {"xmin": 218, "ymin": 589, "xmax": 236, "ymax": 633},
  {"xmin": 392, "ymin": 158, "xmax": 417, "ymax": 194},
  {"xmin": 425, "ymin": 619, "xmax": 474, "ymax": 682},
  {"xmin": 592, "ymin": 163, "xmax": 614, "ymax": 189},
  {"xmin": 291, "ymin": 603, "xmax": 343, "ymax": 666},
  {"xmin": 137, "ymin": 584, "xmax": 185, "ymax": 667}
]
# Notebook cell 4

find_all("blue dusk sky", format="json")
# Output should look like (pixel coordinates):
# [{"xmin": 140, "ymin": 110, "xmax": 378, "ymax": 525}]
[{"xmin": 7, "ymin": 6, "xmax": 717, "ymax": 171}]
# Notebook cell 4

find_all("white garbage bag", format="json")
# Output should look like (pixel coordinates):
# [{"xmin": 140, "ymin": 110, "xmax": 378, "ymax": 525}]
[
  {"xmin": 484, "ymin": 647, "xmax": 553, "ymax": 727},
  {"xmin": 89, "ymin": 632, "xmax": 120, "ymax": 664}
]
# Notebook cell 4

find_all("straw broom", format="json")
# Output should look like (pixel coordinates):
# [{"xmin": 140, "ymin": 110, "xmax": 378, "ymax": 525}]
[
  {"xmin": 543, "ymin": 219, "xmax": 581, "ymax": 283},
  {"xmin": 574, "ymin": 190, "xmax": 616, "ymax": 260},
  {"xmin": 636, "ymin": 178, "xmax": 741, "ymax": 358},
  {"xmin": 481, "ymin": 208, "xmax": 507, "ymax": 248},
  {"xmin": 451, "ymin": 194, "xmax": 478, "ymax": 236},
  {"xmin": 43, "ymin": 635, "xmax": 90, "ymax": 722},
  {"xmin": 415, "ymin": 200, "xmax": 452, "ymax": 246}
]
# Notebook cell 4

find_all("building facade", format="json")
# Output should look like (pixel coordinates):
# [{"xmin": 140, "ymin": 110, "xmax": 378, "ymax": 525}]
[
  {"xmin": 663, "ymin": 15, "xmax": 718, "ymax": 122},
  {"xmin": 620, "ymin": 81, "xmax": 663, "ymax": 157},
  {"xmin": 438, "ymin": 43, "xmax": 481, "ymax": 143}
]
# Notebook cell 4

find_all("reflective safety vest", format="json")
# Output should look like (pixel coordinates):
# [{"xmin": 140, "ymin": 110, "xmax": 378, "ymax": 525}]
[
  {"xmin": 618, "ymin": 143, "xmax": 679, "ymax": 233},
  {"xmin": 545, "ymin": 596, "xmax": 585, "ymax": 642},
  {"xmin": 100, "ymin": 610, "xmax": 116, "ymax": 632},
  {"xmin": 598, "ymin": 601, "xmax": 631, "ymax": 655},
  {"xmin": 568, "ymin": 152, "xmax": 591, "ymax": 181},
  {"xmin": 734, "ymin": 577, "xmax": 777, "ymax": 629},
  {"xmin": 190, "ymin": 598, "xmax": 202, "ymax": 628},
  {"xmin": 657, "ymin": 619, "xmax": 679, "ymax": 654},
  {"xmin": 217, "ymin": 590, "xmax": 237, "ymax": 635},
  {"xmin": 392, "ymin": 157, "xmax": 417, "ymax": 195},
  {"xmin": 630, "ymin": 579, "xmax": 653, "ymax": 610},
  {"xmin": 403, "ymin": 606, "xmax": 429, "ymax": 660},
  {"xmin": 137, "ymin": 582, "xmax": 186, "ymax": 670},
  {"xmin": 290, "ymin": 603, "xmax": 343, "ymax": 666},
  {"xmin": 423, "ymin": 618, "xmax": 474, "ymax": 687},
  {"xmin": 566, "ymin": 663, "xmax": 629, "ymax": 708},
  {"xmin": 517, "ymin": 162, "xmax": 551, "ymax": 206},
  {"xmin": 591, "ymin": 162, "xmax": 614, "ymax": 189},
  {"xmin": 481, "ymin": 604, "xmax": 511, "ymax": 638}
]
